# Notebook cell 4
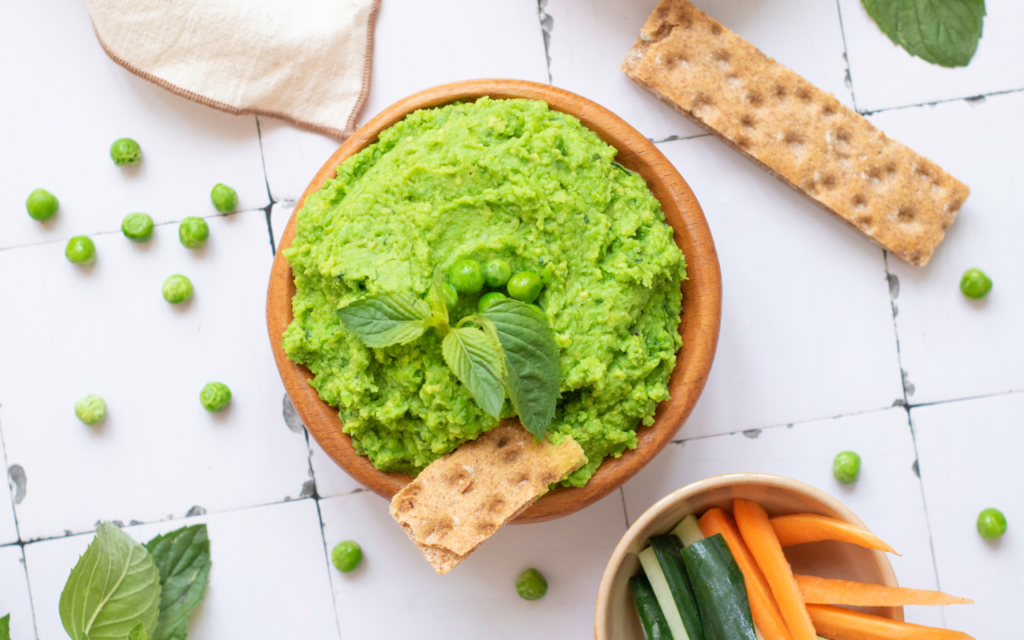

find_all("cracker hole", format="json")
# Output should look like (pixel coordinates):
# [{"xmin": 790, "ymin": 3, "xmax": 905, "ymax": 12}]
[
  {"xmin": 496, "ymin": 437, "xmax": 509, "ymax": 449},
  {"xmin": 665, "ymin": 51, "xmax": 690, "ymax": 67},
  {"xmin": 827, "ymin": 127, "xmax": 851, "ymax": 154},
  {"xmin": 898, "ymin": 206, "xmax": 916, "ymax": 223},
  {"xmin": 773, "ymin": 84, "xmax": 788, "ymax": 100},
  {"xmin": 478, "ymin": 523, "xmax": 497, "ymax": 536},
  {"xmin": 736, "ymin": 136, "xmax": 752, "ymax": 149},
  {"xmin": 711, "ymin": 23, "xmax": 723, "ymax": 35},
  {"xmin": 796, "ymin": 86, "xmax": 813, "ymax": 103},
  {"xmin": 821, "ymin": 173, "xmax": 838, "ymax": 190},
  {"xmin": 854, "ymin": 214, "xmax": 874, "ymax": 230},
  {"xmin": 692, "ymin": 92, "xmax": 714, "ymax": 114},
  {"xmin": 516, "ymin": 473, "xmax": 530, "ymax": 485},
  {"xmin": 852, "ymin": 194, "xmax": 868, "ymax": 211},
  {"xmin": 503, "ymin": 447, "xmax": 523, "ymax": 464},
  {"xmin": 488, "ymin": 497, "xmax": 506, "ymax": 514},
  {"xmin": 461, "ymin": 481, "xmax": 474, "ymax": 494},
  {"xmin": 822, "ymin": 105, "xmax": 837, "ymax": 117},
  {"xmin": 727, "ymin": 74, "xmax": 742, "ymax": 88},
  {"xmin": 712, "ymin": 49, "xmax": 731, "ymax": 69},
  {"xmin": 740, "ymin": 114, "xmax": 756, "ymax": 129},
  {"xmin": 784, "ymin": 131, "xmax": 806, "ymax": 154},
  {"xmin": 745, "ymin": 91, "xmax": 764, "ymax": 108}
]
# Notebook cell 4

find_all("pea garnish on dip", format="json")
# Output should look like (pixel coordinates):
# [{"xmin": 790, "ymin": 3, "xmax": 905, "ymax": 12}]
[{"xmin": 282, "ymin": 98, "xmax": 686, "ymax": 487}]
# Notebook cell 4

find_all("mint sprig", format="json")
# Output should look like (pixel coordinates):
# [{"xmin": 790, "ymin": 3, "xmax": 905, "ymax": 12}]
[
  {"xmin": 862, "ymin": 0, "xmax": 985, "ymax": 68},
  {"xmin": 145, "ymin": 524, "xmax": 211, "ymax": 640},
  {"xmin": 336, "ymin": 278, "xmax": 562, "ymax": 439}
]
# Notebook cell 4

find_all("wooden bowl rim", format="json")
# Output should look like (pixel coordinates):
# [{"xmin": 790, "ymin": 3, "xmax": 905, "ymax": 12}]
[
  {"xmin": 265, "ymin": 79, "xmax": 723, "ymax": 523},
  {"xmin": 594, "ymin": 473, "xmax": 904, "ymax": 639}
]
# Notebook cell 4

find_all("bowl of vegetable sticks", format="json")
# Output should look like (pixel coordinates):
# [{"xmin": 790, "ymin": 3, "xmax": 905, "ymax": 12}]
[{"xmin": 595, "ymin": 473, "xmax": 976, "ymax": 640}]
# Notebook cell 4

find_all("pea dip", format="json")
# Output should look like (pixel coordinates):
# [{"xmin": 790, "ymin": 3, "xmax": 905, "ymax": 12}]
[{"xmin": 283, "ymin": 98, "xmax": 686, "ymax": 487}]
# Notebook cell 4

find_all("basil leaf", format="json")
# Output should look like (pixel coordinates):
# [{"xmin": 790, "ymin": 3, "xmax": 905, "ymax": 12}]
[
  {"xmin": 336, "ymin": 293, "xmax": 432, "ymax": 348},
  {"xmin": 862, "ymin": 0, "xmax": 985, "ymax": 68},
  {"xmin": 145, "ymin": 525, "xmax": 211, "ymax": 640},
  {"xmin": 481, "ymin": 299, "xmax": 561, "ymax": 439},
  {"xmin": 441, "ymin": 326, "xmax": 506, "ymax": 418},
  {"xmin": 129, "ymin": 623, "xmax": 148, "ymax": 640},
  {"xmin": 0, "ymin": 614, "xmax": 10, "ymax": 640},
  {"xmin": 59, "ymin": 523, "xmax": 162, "ymax": 640}
]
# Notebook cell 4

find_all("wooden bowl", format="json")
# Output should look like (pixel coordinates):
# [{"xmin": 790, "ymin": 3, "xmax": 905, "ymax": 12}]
[
  {"xmin": 595, "ymin": 473, "xmax": 904, "ymax": 639},
  {"xmin": 266, "ymin": 79, "xmax": 722, "ymax": 523}
]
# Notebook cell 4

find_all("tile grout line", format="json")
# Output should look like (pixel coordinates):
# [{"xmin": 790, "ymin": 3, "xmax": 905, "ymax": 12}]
[
  {"xmin": 0, "ymin": 414, "xmax": 22, "ymax": 544},
  {"xmin": 860, "ymin": 86, "xmax": 1024, "ymax": 117},
  {"xmin": 904, "ymin": 409, "xmax": 946, "ymax": 626},
  {"xmin": 537, "ymin": 0, "xmax": 553, "ymax": 84},
  {"xmin": 314, "ymin": 497, "xmax": 344, "ymax": 640},
  {"xmin": 651, "ymin": 132, "xmax": 713, "ymax": 145},
  {"xmin": 833, "ymin": 0, "xmax": 859, "ymax": 113},
  {"xmin": 18, "ymin": 540, "xmax": 42, "ymax": 640},
  {"xmin": 255, "ymin": 116, "xmax": 278, "ymax": 255},
  {"xmin": 619, "ymin": 486, "xmax": 630, "ymax": 529}
]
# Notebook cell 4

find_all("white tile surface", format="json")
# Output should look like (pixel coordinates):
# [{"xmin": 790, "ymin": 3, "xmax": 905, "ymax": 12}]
[
  {"xmin": 0, "ymin": 212, "xmax": 309, "ymax": 541},
  {"xmin": 840, "ymin": 0, "xmax": 1024, "ymax": 112},
  {"xmin": 547, "ymin": 0, "xmax": 854, "ymax": 142},
  {"xmin": 270, "ymin": 201, "xmax": 295, "ymax": 252},
  {"xmin": 0, "ymin": 0, "xmax": 267, "ymax": 251},
  {"xmin": 0, "ymin": 545, "xmax": 36, "ymax": 640},
  {"xmin": 24, "ymin": 499, "xmax": 339, "ymax": 640},
  {"xmin": 659, "ymin": 135, "xmax": 904, "ymax": 438},
  {"xmin": 871, "ymin": 92, "xmax": 1024, "ymax": 404},
  {"xmin": 259, "ymin": 0, "xmax": 550, "ymax": 201},
  {"xmin": 623, "ymin": 407, "xmax": 942, "ymax": 627},
  {"xmin": 1, "ymin": 435, "xmax": 19, "ymax": 545},
  {"xmin": 912, "ymin": 392, "xmax": 1024, "ymax": 639},
  {"xmin": 319, "ymin": 490, "xmax": 626, "ymax": 640}
]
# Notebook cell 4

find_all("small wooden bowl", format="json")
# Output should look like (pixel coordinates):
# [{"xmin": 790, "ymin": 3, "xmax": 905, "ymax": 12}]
[
  {"xmin": 595, "ymin": 473, "xmax": 904, "ymax": 639},
  {"xmin": 266, "ymin": 79, "xmax": 722, "ymax": 523}
]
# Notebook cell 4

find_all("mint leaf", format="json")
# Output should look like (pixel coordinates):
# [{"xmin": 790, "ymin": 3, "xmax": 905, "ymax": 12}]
[
  {"xmin": 336, "ymin": 293, "xmax": 432, "ymax": 348},
  {"xmin": 426, "ymin": 267, "xmax": 450, "ymax": 329},
  {"xmin": 481, "ymin": 299, "xmax": 561, "ymax": 439},
  {"xmin": 0, "ymin": 614, "xmax": 10, "ymax": 640},
  {"xmin": 441, "ymin": 326, "xmax": 506, "ymax": 418},
  {"xmin": 862, "ymin": 0, "xmax": 985, "ymax": 67},
  {"xmin": 59, "ymin": 523, "xmax": 162, "ymax": 640},
  {"xmin": 129, "ymin": 623, "xmax": 147, "ymax": 640},
  {"xmin": 145, "ymin": 525, "xmax": 211, "ymax": 640}
]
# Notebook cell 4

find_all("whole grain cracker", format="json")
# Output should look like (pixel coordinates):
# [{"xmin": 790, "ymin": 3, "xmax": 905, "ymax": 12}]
[
  {"xmin": 390, "ymin": 422, "xmax": 586, "ymax": 574},
  {"xmin": 622, "ymin": 0, "xmax": 969, "ymax": 266}
]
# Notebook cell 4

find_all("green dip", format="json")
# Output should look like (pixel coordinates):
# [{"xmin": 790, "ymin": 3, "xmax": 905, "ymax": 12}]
[{"xmin": 283, "ymin": 98, "xmax": 686, "ymax": 486}]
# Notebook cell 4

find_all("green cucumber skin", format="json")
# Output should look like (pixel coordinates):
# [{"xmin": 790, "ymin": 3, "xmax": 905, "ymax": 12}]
[
  {"xmin": 629, "ymin": 575, "xmax": 675, "ymax": 640},
  {"xmin": 680, "ymin": 534, "xmax": 756, "ymax": 640},
  {"xmin": 650, "ymin": 535, "xmax": 706, "ymax": 640}
]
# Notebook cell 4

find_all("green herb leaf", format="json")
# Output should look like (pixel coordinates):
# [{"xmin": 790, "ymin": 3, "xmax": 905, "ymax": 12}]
[
  {"xmin": 59, "ymin": 523, "xmax": 162, "ymax": 640},
  {"xmin": 0, "ymin": 614, "xmax": 10, "ymax": 640},
  {"xmin": 426, "ymin": 267, "xmax": 450, "ymax": 331},
  {"xmin": 862, "ymin": 0, "xmax": 985, "ymax": 68},
  {"xmin": 480, "ymin": 299, "xmax": 561, "ymax": 439},
  {"xmin": 336, "ymin": 293, "xmax": 432, "ymax": 348},
  {"xmin": 441, "ymin": 326, "xmax": 506, "ymax": 418},
  {"xmin": 145, "ymin": 525, "xmax": 211, "ymax": 640},
  {"xmin": 128, "ymin": 623, "xmax": 148, "ymax": 640}
]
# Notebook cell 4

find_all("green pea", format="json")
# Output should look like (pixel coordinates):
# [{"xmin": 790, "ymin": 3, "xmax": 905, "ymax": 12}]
[
  {"xmin": 75, "ymin": 394, "xmax": 107, "ymax": 425},
  {"xmin": 507, "ymin": 271, "xmax": 543, "ymax": 303},
  {"xmin": 26, "ymin": 188, "xmax": 59, "ymax": 221},
  {"xmin": 483, "ymin": 259, "xmax": 512, "ymax": 288},
  {"xmin": 210, "ymin": 183, "xmax": 238, "ymax": 213},
  {"xmin": 516, "ymin": 568, "xmax": 548, "ymax": 601},
  {"xmin": 479, "ymin": 291, "xmax": 506, "ymax": 312},
  {"xmin": 65, "ymin": 236, "xmax": 96, "ymax": 265},
  {"xmin": 960, "ymin": 268, "xmax": 992, "ymax": 300},
  {"xmin": 121, "ymin": 213, "xmax": 154, "ymax": 242},
  {"xmin": 200, "ymin": 382, "xmax": 232, "ymax": 412},
  {"xmin": 442, "ymin": 283, "xmax": 459, "ymax": 308},
  {"xmin": 449, "ymin": 259, "xmax": 485, "ymax": 294},
  {"xmin": 832, "ymin": 451, "xmax": 860, "ymax": 484},
  {"xmin": 162, "ymin": 274, "xmax": 194, "ymax": 304},
  {"xmin": 110, "ymin": 138, "xmax": 142, "ymax": 166},
  {"xmin": 977, "ymin": 508, "xmax": 1006, "ymax": 540},
  {"xmin": 179, "ymin": 217, "xmax": 210, "ymax": 249},
  {"xmin": 331, "ymin": 540, "xmax": 363, "ymax": 573}
]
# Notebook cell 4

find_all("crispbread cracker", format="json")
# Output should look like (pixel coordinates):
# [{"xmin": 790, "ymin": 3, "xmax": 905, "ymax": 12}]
[
  {"xmin": 390, "ymin": 423, "xmax": 586, "ymax": 574},
  {"xmin": 622, "ymin": 0, "xmax": 969, "ymax": 266}
]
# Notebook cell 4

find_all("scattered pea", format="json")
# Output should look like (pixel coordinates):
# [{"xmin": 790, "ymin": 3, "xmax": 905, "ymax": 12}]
[
  {"xmin": 210, "ymin": 183, "xmax": 238, "ymax": 213},
  {"xmin": 26, "ymin": 188, "xmax": 59, "ymax": 221},
  {"xmin": 200, "ymin": 382, "xmax": 232, "ymax": 412},
  {"xmin": 478, "ymin": 291, "xmax": 506, "ymax": 312},
  {"xmin": 331, "ymin": 540, "xmax": 363, "ymax": 573},
  {"xmin": 65, "ymin": 236, "xmax": 96, "ymax": 265},
  {"xmin": 516, "ymin": 568, "xmax": 548, "ymax": 601},
  {"xmin": 110, "ymin": 138, "xmax": 142, "ymax": 166},
  {"xmin": 449, "ymin": 259, "xmax": 485, "ymax": 294},
  {"xmin": 507, "ymin": 271, "xmax": 543, "ymax": 303},
  {"xmin": 442, "ymin": 283, "xmax": 459, "ymax": 308},
  {"xmin": 483, "ymin": 259, "xmax": 512, "ymax": 288},
  {"xmin": 121, "ymin": 212, "xmax": 154, "ymax": 242},
  {"xmin": 832, "ymin": 451, "xmax": 861, "ymax": 484},
  {"xmin": 977, "ymin": 508, "xmax": 1006, "ymax": 540},
  {"xmin": 960, "ymin": 268, "xmax": 992, "ymax": 300},
  {"xmin": 75, "ymin": 394, "xmax": 107, "ymax": 425},
  {"xmin": 162, "ymin": 274, "xmax": 194, "ymax": 304},
  {"xmin": 179, "ymin": 216, "xmax": 209, "ymax": 249}
]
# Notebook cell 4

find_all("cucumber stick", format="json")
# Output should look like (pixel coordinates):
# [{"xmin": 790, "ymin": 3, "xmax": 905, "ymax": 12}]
[
  {"xmin": 629, "ymin": 574, "xmax": 674, "ymax": 640},
  {"xmin": 650, "ymin": 535, "xmax": 706, "ymax": 640},
  {"xmin": 680, "ymin": 534, "xmax": 756, "ymax": 640},
  {"xmin": 672, "ymin": 514, "xmax": 705, "ymax": 547},
  {"xmin": 639, "ymin": 547, "xmax": 689, "ymax": 640}
]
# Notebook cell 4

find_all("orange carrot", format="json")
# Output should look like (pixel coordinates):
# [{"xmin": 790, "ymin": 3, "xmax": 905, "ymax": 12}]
[
  {"xmin": 699, "ymin": 508, "xmax": 792, "ymax": 640},
  {"xmin": 735, "ymin": 498, "xmax": 817, "ymax": 640},
  {"xmin": 806, "ymin": 604, "xmax": 975, "ymax": 640},
  {"xmin": 770, "ymin": 514, "xmax": 899, "ymax": 555},
  {"xmin": 794, "ymin": 574, "xmax": 973, "ymax": 607}
]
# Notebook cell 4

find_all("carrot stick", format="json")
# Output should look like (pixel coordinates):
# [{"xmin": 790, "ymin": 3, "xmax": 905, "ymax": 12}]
[
  {"xmin": 771, "ymin": 514, "xmax": 899, "ymax": 555},
  {"xmin": 699, "ymin": 508, "xmax": 792, "ymax": 640},
  {"xmin": 735, "ymin": 498, "xmax": 818, "ymax": 640},
  {"xmin": 806, "ymin": 604, "xmax": 975, "ymax": 640},
  {"xmin": 794, "ymin": 574, "xmax": 973, "ymax": 607}
]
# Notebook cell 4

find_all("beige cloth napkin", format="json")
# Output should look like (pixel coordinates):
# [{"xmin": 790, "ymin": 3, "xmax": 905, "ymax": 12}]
[{"xmin": 87, "ymin": 0, "xmax": 380, "ymax": 139}]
